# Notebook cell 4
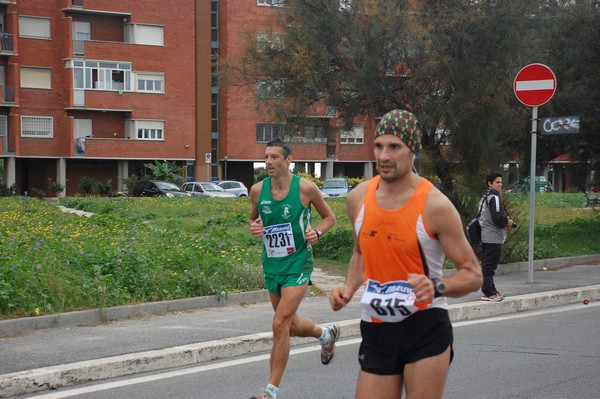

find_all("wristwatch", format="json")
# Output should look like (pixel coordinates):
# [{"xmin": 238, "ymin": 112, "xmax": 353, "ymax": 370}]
[
  {"xmin": 430, "ymin": 278, "xmax": 446, "ymax": 298},
  {"xmin": 316, "ymin": 230, "xmax": 323, "ymax": 241}
]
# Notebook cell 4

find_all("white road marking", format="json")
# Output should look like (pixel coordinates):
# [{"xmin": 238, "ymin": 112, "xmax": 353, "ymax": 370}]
[{"xmin": 28, "ymin": 302, "xmax": 599, "ymax": 398}]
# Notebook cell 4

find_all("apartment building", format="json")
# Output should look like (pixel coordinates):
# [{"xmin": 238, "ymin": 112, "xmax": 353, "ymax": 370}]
[
  {"xmin": 0, "ymin": 0, "xmax": 208, "ymax": 196},
  {"xmin": 216, "ymin": 0, "xmax": 376, "ymax": 188},
  {"xmin": 0, "ymin": 0, "xmax": 376, "ymax": 197}
]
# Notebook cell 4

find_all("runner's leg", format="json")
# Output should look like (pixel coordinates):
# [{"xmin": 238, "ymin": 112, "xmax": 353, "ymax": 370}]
[
  {"xmin": 268, "ymin": 283, "xmax": 320, "ymax": 387},
  {"xmin": 356, "ymin": 372, "xmax": 402, "ymax": 399},
  {"xmin": 402, "ymin": 345, "xmax": 451, "ymax": 399}
]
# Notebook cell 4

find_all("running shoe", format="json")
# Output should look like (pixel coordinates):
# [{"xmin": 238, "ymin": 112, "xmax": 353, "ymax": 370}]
[
  {"xmin": 320, "ymin": 323, "xmax": 340, "ymax": 365},
  {"xmin": 481, "ymin": 294, "xmax": 503, "ymax": 302},
  {"xmin": 250, "ymin": 392, "xmax": 274, "ymax": 399}
]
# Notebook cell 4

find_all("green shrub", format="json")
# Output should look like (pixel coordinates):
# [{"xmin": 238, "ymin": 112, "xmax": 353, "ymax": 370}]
[
  {"xmin": 97, "ymin": 179, "xmax": 113, "ymax": 196},
  {"xmin": 80, "ymin": 177, "xmax": 97, "ymax": 195}
]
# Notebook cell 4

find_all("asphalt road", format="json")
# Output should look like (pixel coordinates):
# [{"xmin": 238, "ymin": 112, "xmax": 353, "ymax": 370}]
[{"xmin": 20, "ymin": 302, "xmax": 600, "ymax": 399}]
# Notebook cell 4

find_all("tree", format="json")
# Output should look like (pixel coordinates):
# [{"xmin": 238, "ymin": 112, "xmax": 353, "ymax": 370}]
[
  {"xmin": 225, "ymin": 0, "xmax": 597, "ymax": 206},
  {"xmin": 144, "ymin": 161, "xmax": 185, "ymax": 184},
  {"xmin": 536, "ymin": 0, "xmax": 600, "ymax": 189}
]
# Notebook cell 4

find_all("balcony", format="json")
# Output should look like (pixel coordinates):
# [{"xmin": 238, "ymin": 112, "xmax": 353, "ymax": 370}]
[
  {"xmin": 0, "ymin": 84, "xmax": 16, "ymax": 105},
  {"xmin": 75, "ymin": 137, "xmax": 86, "ymax": 155},
  {"xmin": 0, "ymin": 33, "xmax": 15, "ymax": 54}
]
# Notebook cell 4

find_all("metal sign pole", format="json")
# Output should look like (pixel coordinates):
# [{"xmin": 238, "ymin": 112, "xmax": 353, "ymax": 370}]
[{"xmin": 527, "ymin": 106, "xmax": 538, "ymax": 284}]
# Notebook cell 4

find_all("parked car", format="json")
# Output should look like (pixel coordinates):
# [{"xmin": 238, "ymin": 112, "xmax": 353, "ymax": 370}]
[
  {"xmin": 181, "ymin": 181, "xmax": 236, "ymax": 198},
  {"xmin": 217, "ymin": 180, "xmax": 249, "ymax": 197},
  {"xmin": 506, "ymin": 176, "xmax": 553, "ymax": 193},
  {"xmin": 320, "ymin": 177, "xmax": 350, "ymax": 197},
  {"xmin": 133, "ymin": 180, "xmax": 191, "ymax": 197}
]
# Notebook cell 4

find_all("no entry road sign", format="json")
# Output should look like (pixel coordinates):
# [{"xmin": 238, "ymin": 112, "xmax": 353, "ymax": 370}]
[{"xmin": 513, "ymin": 63, "xmax": 557, "ymax": 107}]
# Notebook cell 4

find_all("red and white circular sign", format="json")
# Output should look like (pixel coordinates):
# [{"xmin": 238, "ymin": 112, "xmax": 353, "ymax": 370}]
[{"xmin": 513, "ymin": 63, "xmax": 557, "ymax": 107}]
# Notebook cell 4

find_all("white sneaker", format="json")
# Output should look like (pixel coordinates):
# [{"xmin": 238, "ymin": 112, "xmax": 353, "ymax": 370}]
[{"xmin": 320, "ymin": 323, "xmax": 340, "ymax": 365}]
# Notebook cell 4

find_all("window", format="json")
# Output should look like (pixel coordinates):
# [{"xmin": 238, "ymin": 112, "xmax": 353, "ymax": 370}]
[
  {"xmin": 257, "ymin": 32, "xmax": 284, "ymax": 52},
  {"xmin": 73, "ymin": 21, "xmax": 90, "ymax": 41},
  {"xmin": 71, "ymin": 60, "xmax": 132, "ymax": 91},
  {"xmin": 304, "ymin": 125, "xmax": 327, "ymax": 139},
  {"xmin": 257, "ymin": 79, "xmax": 284, "ymax": 98},
  {"xmin": 0, "ymin": 115, "xmax": 7, "ymax": 136},
  {"xmin": 124, "ymin": 24, "xmax": 164, "ymax": 46},
  {"xmin": 256, "ymin": 124, "xmax": 284, "ymax": 142},
  {"xmin": 20, "ymin": 67, "xmax": 52, "ymax": 89},
  {"xmin": 258, "ymin": 0, "xmax": 285, "ymax": 6},
  {"xmin": 126, "ymin": 120, "xmax": 164, "ymax": 141},
  {"xmin": 211, "ymin": 1, "xmax": 219, "ymax": 42},
  {"xmin": 136, "ymin": 73, "xmax": 164, "ymax": 93},
  {"xmin": 19, "ymin": 16, "xmax": 51, "ymax": 39},
  {"xmin": 340, "ymin": 126, "xmax": 364, "ymax": 144},
  {"xmin": 211, "ymin": 93, "xmax": 219, "ymax": 132},
  {"xmin": 21, "ymin": 116, "xmax": 53, "ymax": 138}
]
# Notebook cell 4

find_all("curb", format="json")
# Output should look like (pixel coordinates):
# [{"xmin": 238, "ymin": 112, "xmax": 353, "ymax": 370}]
[
  {"xmin": 1, "ymin": 285, "xmax": 599, "ymax": 398},
  {"xmin": 0, "ymin": 290, "xmax": 269, "ymax": 338},
  {"xmin": 3, "ymin": 254, "xmax": 599, "ymax": 338}
]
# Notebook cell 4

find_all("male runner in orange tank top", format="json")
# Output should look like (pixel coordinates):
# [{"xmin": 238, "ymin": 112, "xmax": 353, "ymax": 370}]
[{"xmin": 330, "ymin": 109, "xmax": 482, "ymax": 399}]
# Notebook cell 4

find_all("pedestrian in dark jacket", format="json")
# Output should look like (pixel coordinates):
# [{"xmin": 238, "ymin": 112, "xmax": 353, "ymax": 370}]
[{"xmin": 478, "ymin": 172, "xmax": 515, "ymax": 301}]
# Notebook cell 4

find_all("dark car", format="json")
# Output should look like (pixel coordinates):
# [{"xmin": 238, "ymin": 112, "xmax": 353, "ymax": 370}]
[{"xmin": 133, "ymin": 180, "xmax": 191, "ymax": 197}]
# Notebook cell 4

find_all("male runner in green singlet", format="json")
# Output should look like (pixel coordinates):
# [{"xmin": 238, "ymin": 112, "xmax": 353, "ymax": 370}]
[{"xmin": 249, "ymin": 138, "xmax": 339, "ymax": 399}]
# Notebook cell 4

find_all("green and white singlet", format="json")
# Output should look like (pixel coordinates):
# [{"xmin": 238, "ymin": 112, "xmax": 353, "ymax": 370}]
[{"xmin": 258, "ymin": 175, "xmax": 314, "ymax": 275}]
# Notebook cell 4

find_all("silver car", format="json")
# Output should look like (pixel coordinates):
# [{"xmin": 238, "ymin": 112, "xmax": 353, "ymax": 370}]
[
  {"xmin": 320, "ymin": 178, "xmax": 349, "ymax": 197},
  {"xmin": 181, "ymin": 182, "xmax": 236, "ymax": 198},
  {"xmin": 217, "ymin": 180, "xmax": 249, "ymax": 197}
]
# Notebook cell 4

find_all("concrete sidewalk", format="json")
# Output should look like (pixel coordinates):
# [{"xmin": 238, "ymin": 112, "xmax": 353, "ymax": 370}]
[{"xmin": 1, "ymin": 256, "xmax": 599, "ymax": 398}]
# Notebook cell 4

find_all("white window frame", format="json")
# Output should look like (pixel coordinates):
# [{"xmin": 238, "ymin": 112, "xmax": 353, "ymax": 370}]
[
  {"xmin": 257, "ymin": 0, "xmax": 285, "ymax": 7},
  {"xmin": 19, "ymin": 16, "xmax": 51, "ymax": 39},
  {"xmin": 256, "ymin": 123, "xmax": 284, "ymax": 142},
  {"xmin": 135, "ymin": 73, "xmax": 164, "ymax": 93},
  {"xmin": 70, "ymin": 60, "xmax": 132, "ymax": 92},
  {"xmin": 340, "ymin": 126, "xmax": 364, "ymax": 144},
  {"xmin": 21, "ymin": 116, "xmax": 53, "ymax": 138},
  {"xmin": 20, "ymin": 67, "xmax": 52, "ymax": 89},
  {"xmin": 126, "ymin": 120, "xmax": 164, "ymax": 141}
]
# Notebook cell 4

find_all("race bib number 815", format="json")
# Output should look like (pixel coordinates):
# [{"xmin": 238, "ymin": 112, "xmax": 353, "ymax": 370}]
[{"xmin": 360, "ymin": 279, "xmax": 419, "ymax": 322}]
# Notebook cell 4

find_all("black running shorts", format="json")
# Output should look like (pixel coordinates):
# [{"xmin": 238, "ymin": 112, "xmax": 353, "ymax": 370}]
[{"xmin": 358, "ymin": 308, "xmax": 453, "ymax": 375}]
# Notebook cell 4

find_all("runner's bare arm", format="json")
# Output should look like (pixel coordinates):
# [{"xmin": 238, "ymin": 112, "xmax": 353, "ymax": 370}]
[
  {"xmin": 300, "ymin": 179, "xmax": 336, "ymax": 244},
  {"xmin": 413, "ymin": 188, "xmax": 482, "ymax": 300},
  {"xmin": 248, "ymin": 182, "xmax": 264, "ymax": 238}
]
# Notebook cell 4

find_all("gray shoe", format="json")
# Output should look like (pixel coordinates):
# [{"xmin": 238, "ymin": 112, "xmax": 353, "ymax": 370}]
[
  {"xmin": 320, "ymin": 323, "xmax": 340, "ymax": 365},
  {"xmin": 250, "ymin": 392, "xmax": 274, "ymax": 399}
]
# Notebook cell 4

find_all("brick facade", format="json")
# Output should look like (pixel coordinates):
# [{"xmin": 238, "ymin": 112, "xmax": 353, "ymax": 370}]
[
  {"xmin": 218, "ymin": 0, "xmax": 375, "ymax": 178},
  {"xmin": 0, "ymin": 0, "xmax": 197, "ymax": 195}
]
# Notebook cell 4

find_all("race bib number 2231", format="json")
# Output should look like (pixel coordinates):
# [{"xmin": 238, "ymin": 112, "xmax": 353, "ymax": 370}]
[{"xmin": 262, "ymin": 223, "xmax": 296, "ymax": 258}]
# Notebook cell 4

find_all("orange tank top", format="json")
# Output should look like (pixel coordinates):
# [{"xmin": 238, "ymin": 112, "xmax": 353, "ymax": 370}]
[{"xmin": 355, "ymin": 176, "xmax": 447, "ymax": 322}]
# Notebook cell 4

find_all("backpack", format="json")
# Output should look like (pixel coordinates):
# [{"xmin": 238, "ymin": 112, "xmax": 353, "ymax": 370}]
[{"xmin": 465, "ymin": 194, "xmax": 488, "ymax": 246}]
